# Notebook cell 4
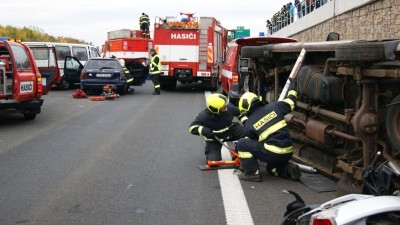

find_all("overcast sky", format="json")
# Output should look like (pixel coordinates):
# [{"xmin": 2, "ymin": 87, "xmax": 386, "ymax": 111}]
[{"xmin": 1, "ymin": 0, "xmax": 290, "ymax": 47}]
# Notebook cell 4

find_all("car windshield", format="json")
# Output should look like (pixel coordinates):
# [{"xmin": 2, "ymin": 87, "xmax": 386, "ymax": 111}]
[{"xmin": 85, "ymin": 59, "xmax": 121, "ymax": 70}]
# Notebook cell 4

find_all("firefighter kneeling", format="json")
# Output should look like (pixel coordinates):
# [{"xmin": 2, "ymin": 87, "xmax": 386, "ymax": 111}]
[
  {"xmin": 189, "ymin": 94, "xmax": 245, "ymax": 161},
  {"xmin": 236, "ymin": 83, "xmax": 301, "ymax": 182}
]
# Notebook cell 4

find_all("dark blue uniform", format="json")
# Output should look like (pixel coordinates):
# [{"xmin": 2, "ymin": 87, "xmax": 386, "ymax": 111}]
[
  {"xmin": 189, "ymin": 104, "xmax": 245, "ymax": 161},
  {"xmin": 237, "ymin": 90, "xmax": 297, "ymax": 176}
]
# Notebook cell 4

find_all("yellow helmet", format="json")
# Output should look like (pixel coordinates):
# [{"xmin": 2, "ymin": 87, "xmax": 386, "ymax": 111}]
[
  {"xmin": 239, "ymin": 92, "xmax": 259, "ymax": 113},
  {"xmin": 206, "ymin": 94, "xmax": 228, "ymax": 114}
]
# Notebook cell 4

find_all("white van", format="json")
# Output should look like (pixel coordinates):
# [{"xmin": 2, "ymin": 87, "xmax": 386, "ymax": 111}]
[{"xmin": 24, "ymin": 42, "xmax": 100, "ymax": 89}]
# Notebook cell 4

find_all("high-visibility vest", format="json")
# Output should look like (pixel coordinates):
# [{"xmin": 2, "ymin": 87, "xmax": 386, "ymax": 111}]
[
  {"xmin": 150, "ymin": 55, "xmax": 161, "ymax": 75},
  {"xmin": 140, "ymin": 15, "xmax": 149, "ymax": 24}
]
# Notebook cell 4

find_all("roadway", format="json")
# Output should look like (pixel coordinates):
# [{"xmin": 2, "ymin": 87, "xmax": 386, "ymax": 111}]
[{"xmin": 0, "ymin": 82, "xmax": 335, "ymax": 225}]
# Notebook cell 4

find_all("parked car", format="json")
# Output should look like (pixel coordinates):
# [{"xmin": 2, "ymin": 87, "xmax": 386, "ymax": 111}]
[{"xmin": 80, "ymin": 58, "xmax": 128, "ymax": 94}]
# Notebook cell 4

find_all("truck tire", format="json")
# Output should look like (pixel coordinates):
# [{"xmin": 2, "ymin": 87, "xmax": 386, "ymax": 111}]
[
  {"xmin": 386, "ymin": 95, "xmax": 400, "ymax": 151},
  {"xmin": 335, "ymin": 42, "xmax": 385, "ymax": 61},
  {"xmin": 24, "ymin": 113, "xmax": 37, "ymax": 120},
  {"xmin": 336, "ymin": 173, "xmax": 362, "ymax": 197},
  {"xmin": 241, "ymin": 46, "xmax": 264, "ymax": 58}
]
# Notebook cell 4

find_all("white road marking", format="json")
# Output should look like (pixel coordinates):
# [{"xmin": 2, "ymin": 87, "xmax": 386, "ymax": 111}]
[{"xmin": 204, "ymin": 91, "xmax": 254, "ymax": 225}]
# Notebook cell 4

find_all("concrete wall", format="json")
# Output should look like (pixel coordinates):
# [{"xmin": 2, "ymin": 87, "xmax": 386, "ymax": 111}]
[{"xmin": 272, "ymin": 0, "xmax": 400, "ymax": 42}]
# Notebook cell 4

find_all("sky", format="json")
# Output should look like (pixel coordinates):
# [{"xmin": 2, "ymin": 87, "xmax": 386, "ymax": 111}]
[{"xmin": 1, "ymin": 0, "xmax": 290, "ymax": 47}]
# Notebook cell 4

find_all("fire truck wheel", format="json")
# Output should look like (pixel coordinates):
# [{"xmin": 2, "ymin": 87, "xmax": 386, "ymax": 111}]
[
  {"xmin": 336, "ymin": 173, "xmax": 362, "ymax": 197},
  {"xmin": 23, "ymin": 113, "xmax": 37, "ymax": 120},
  {"xmin": 335, "ymin": 42, "xmax": 385, "ymax": 61},
  {"xmin": 386, "ymin": 95, "xmax": 400, "ymax": 151}
]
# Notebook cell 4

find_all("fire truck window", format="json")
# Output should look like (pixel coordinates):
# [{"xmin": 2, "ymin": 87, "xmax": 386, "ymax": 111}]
[
  {"xmin": 72, "ymin": 47, "xmax": 88, "ymax": 61},
  {"xmin": 10, "ymin": 45, "xmax": 32, "ymax": 70}
]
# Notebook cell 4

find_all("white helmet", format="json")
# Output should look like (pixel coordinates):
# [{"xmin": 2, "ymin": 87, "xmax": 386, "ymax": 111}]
[{"xmin": 119, "ymin": 59, "xmax": 125, "ymax": 67}]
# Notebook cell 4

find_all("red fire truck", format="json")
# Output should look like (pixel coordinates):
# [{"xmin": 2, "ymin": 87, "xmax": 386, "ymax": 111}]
[
  {"xmin": 153, "ymin": 13, "xmax": 228, "ymax": 90},
  {"xmin": 103, "ymin": 30, "xmax": 153, "ymax": 85}
]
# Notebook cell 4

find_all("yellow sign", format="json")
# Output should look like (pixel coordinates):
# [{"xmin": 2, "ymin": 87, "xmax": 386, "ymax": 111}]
[{"xmin": 253, "ymin": 111, "xmax": 277, "ymax": 130}]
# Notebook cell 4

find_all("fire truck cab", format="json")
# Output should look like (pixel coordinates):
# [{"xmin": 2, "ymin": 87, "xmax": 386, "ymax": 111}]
[
  {"xmin": 220, "ymin": 37, "xmax": 296, "ymax": 104},
  {"xmin": 0, "ymin": 40, "xmax": 59, "ymax": 120},
  {"xmin": 153, "ymin": 13, "xmax": 228, "ymax": 90}
]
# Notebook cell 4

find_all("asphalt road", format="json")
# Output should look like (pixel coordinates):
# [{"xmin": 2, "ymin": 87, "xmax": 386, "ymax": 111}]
[{"xmin": 0, "ymin": 83, "xmax": 335, "ymax": 225}]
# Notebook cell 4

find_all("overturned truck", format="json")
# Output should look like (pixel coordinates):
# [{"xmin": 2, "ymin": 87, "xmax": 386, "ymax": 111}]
[{"xmin": 238, "ymin": 40, "xmax": 400, "ymax": 191}]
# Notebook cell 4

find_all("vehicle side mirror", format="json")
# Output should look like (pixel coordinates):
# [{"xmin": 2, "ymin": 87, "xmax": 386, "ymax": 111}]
[{"xmin": 216, "ymin": 58, "xmax": 224, "ymax": 64}]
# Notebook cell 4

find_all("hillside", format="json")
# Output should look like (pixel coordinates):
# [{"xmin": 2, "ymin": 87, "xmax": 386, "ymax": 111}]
[{"xmin": 0, "ymin": 25, "xmax": 89, "ymax": 44}]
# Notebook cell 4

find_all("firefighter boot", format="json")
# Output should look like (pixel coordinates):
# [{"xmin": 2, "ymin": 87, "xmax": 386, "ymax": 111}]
[
  {"xmin": 285, "ymin": 163, "xmax": 301, "ymax": 181},
  {"xmin": 237, "ymin": 169, "xmax": 262, "ymax": 182},
  {"xmin": 153, "ymin": 88, "xmax": 161, "ymax": 95}
]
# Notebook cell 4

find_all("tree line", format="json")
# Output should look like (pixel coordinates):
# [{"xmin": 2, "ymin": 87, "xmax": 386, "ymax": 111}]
[{"xmin": 0, "ymin": 25, "xmax": 90, "ymax": 44}]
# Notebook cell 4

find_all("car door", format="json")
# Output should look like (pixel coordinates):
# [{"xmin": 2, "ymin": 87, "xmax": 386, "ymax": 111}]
[
  {"xmin": 29, "ymin": 46, "xmax": 60, "ymax": 94},
  {"xmin": 63, "ymin": 56, "xmax": 83, "ymax": 84}
]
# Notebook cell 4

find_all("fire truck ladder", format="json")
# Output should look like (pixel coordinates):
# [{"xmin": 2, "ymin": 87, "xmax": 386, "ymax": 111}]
[{"xmin": 198, "ymin": 29, "xmax": 208, "ymax": 71}]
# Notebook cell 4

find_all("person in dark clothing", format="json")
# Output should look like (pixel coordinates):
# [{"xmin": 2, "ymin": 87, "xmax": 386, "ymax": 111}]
[
  {"xmin": 315, "ymin": 0, "xmax": 321, "ymax": 9},
  {"xmin": 295, "ymin": 0, "xmax": 301, "ymax": 18},
  {"xmin": 140, "ymin": 13, "xmax": 150, "ymax": 37},
  {"xmin": 235, "ymin": 84, "xmax": 301, "ymax": 182},
  {"xmin": 149, "ymin": 48, "xmax": 161, "ymax": 95},
  {"xmin": 189, "ymin": 94, "xmax": 245, "ymax": 161}
]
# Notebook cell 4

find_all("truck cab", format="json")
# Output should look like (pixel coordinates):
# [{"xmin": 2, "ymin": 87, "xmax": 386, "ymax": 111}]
[
  {"xmin": 0, "ymin": 40, "xmax": 59, "ymax": 120},
  {"xmin": 220, "ymin": 37, "xmax": 296, "ymax": 104}
]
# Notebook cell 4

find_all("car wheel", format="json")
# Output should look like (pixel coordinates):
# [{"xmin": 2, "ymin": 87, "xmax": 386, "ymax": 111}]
[
  {"xmin": 23, "ymin": 113, "xmax": 37, "ymax": 120},
  {"xmin": 386, "ymin": 95, "xmax": 400, "ymax": 152},
  {"xmin": 59, "ymin": 77, "xmax": 71, "ymax": 90},
  {"xmin": 335, "ymin": 42, "xmax": 385, "ymax": 61}
]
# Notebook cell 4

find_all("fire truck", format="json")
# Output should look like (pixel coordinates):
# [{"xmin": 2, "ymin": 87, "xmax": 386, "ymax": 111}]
[
  {"xmin": 153, "ymin": 13, "xmax": 228, "ymax": 90},
  {"xmin": 103, "ymin": 30, "xmax": 153, "ymax": 85},
  {"xmin": 0, "ymin": 39, "xmax": 59, "ymax": 120}
]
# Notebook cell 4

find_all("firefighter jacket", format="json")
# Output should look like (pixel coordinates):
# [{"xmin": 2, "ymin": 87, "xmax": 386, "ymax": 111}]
[
  {"xmin": 140, "ymin": 14, "xmax": 150, "ymax": 25},
  {"xmin": 189, "ymin": 104, "xmax": 244, "ymax": 141},
  {"xmin": 150, "ymin": 54, "xmax": 161, "ymax": 75},
  {"xmin": 243, "ymin": 90, "xmax": 297, "ymax": 154}
]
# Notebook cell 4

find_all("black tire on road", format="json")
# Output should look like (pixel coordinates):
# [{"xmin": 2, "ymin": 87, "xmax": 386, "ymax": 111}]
[
  {"xmin": 336, "ymin": 173, "xmax": 362, "ymax": 197},
  {"xmin": 241, "ymin": 46, "xmax": 265, "ymax": 58},
  {"xmin": 23, "ymin": 113, "xmax": 37, "ymax": 120},
  {"xmin": 335, "ymin": 42, "xmax": 385, "ymax": 61},
  {"xmin": 386, "ymin": 95, "xmax": 400, "ymax": 152},
  {"xmin": 59, "ymin": 77, "xmax": 72, "ymax": 90}
]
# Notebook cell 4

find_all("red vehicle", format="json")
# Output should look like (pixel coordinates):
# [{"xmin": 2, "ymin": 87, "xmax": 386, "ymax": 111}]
[
  {"xmin": 103, "ymin": 30, "xmax": 153, "ymax": 85},
  {"xmin": 220, "ymin": 37, "xmax": 296, "ymax": 103},
  {"xmin": 0, "ymin": 40, "xmax": 59, "ymax": 120},
  {"xmin": 153, "ymin": 13, "xmax": 228, "ymax": 90}
]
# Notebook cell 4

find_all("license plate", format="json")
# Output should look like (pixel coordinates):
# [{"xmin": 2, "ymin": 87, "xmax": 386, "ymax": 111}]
[
  {"xmin": 97, "ymin": 74, "xmax": 112, "ymax": 78},
  {"xmin": 20, "ymin": 81, "xmax": 33, "ymax": 93}
]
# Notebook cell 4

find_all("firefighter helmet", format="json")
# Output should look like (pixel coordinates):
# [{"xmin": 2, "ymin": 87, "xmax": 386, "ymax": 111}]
[
  {"xmin": 206, "ymin": 94, "xmax": 228, "ymax": 114},
  {"xmin": 239, "ymin": 92, "xmax": 259, "ymax": 113}
]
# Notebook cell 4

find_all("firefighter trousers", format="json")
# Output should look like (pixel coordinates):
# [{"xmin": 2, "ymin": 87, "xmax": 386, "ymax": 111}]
[
  {"xmin": 205, "ymin": 124, "xmax": 244, "ymax": 161},
  {"xmin": 237, "ymin": 138, "xmax": 292, "ymax": 175},
  {"xmin": 151, "ymin": 74, "xmax": 161, "ymax": 93}
]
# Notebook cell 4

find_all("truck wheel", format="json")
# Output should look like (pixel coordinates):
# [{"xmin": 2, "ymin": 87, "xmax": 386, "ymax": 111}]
[
  {"xmin": 24, "ymin": 113, "xmax": 37, "ymax": 120},
  {"xmin": 336, "ymin": 173, "xmax": 362, "ymax": 197},
  {"xmin": 59, "ymin": 77, "xmax": 71, "ymax": 90},
  {"xmin": 335, "ymin": 42, "xmax": 385, "ymax": 61},
  {"xmin": 386, "ymin": 95, "xmax": 400, "ymax": 151},
  {"xmin": 241, "ymin": 46, "xmax": 265, "ymax": 58}
]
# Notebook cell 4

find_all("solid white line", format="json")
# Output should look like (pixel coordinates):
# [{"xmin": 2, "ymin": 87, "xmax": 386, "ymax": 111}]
[{"xmin": 204, "ymin": 91, "xmax": 254, "ymax": 225}]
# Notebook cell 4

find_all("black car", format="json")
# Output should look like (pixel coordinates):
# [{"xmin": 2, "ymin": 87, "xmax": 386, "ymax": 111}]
[{"xmin": 80, "ymin": 58, "xmax": 128, "ymax": 94}]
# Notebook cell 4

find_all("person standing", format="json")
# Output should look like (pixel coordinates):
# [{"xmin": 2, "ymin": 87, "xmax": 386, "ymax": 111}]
[
  {"xmin": 289, "ymin": 2, "xmax": 295, "ymax": 23},
  {"xmin": 295, "ymin": 0, "xmax": 301, "ymax": 19},
  {"xmin": 139, "ymin": 12, "xmax": 150, "ymax": 38},
  {"xmin": 149, "ymin": 48, "xmax": 161, "ymax": 95}
]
